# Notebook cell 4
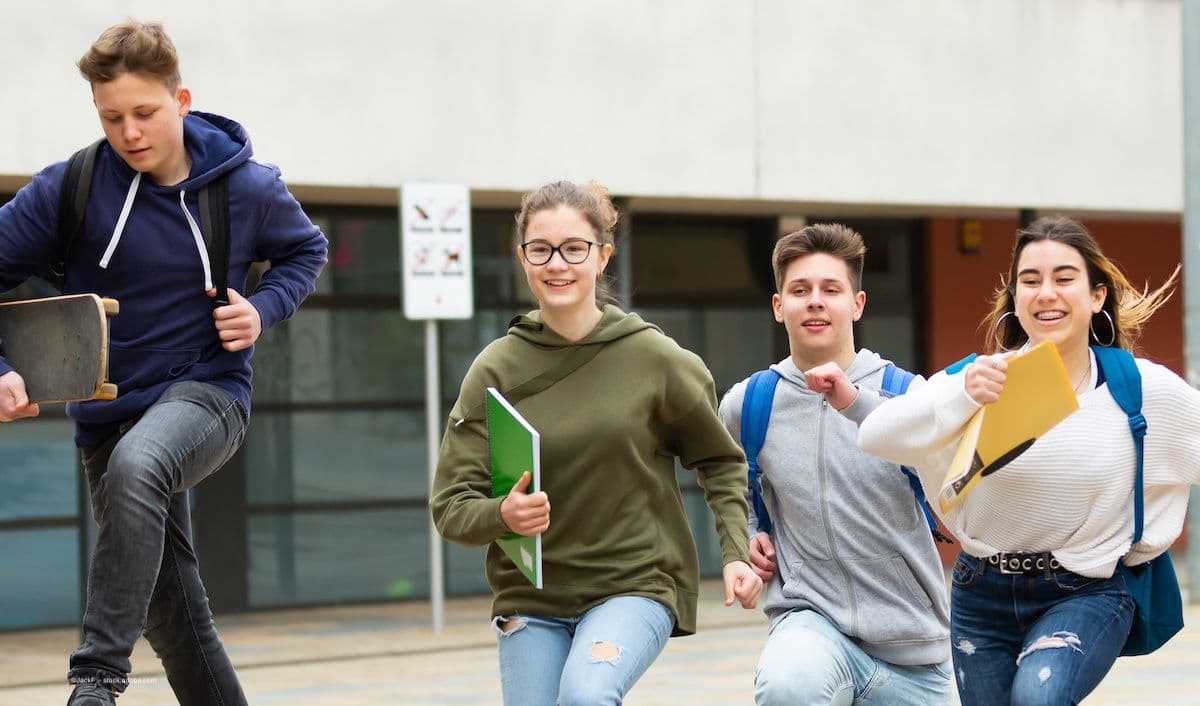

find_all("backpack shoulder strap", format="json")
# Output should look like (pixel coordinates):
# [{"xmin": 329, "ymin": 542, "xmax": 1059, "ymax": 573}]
[
  {"xmin": 1092, "ymin": 346, "xmax": 1147, "ymax": 543},
  {"xmin": 881, "ymin": 363, "xmax": 916, "ymax": 396},
  {"xmin": 457, "ymin": 342, "xmax": 608, "ymax": 425},
  {"xmin": 198, "ymin": 175, "xmax": 232, "ymax": 306},
  {"xmin": 741, "ymin": 369, "xmax": 781, "ymax": 534},
  {"xmin": 51, "ymin": 138, "xmax": 105, "ymax": 290},
  {"xmin": 944, "ymin": 352, "xmax": 978, "ymax": 376}
]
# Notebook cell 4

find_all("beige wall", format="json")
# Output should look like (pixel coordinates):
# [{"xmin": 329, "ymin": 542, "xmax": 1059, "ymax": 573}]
[{"xmin": 0, "ymin": 0, "xmax": 1183, "ymax": 214}]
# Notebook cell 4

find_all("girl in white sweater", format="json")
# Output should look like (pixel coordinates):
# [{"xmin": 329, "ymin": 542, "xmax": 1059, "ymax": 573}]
[{"xmin": 857, "ymin": 216, "xmax": 1192, "ymax": 705}]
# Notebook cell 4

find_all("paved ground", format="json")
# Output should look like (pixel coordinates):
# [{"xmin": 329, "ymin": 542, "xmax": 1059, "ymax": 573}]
[{"xmin": 3, "ymin": 579, "xmax": 1200, "ymax": 705}]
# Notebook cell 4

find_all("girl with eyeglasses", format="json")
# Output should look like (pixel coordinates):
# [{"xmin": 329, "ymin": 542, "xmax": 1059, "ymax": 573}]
[
  {"xmin": 857, "ymin": 216, "xmax": 1195, "ymax": 705},
  {"xmin": 430, "ymin": 179, "xmax": 761, "ymax": 705}
]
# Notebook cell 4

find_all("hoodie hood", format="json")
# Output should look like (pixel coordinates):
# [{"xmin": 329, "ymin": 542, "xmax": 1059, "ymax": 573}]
[
  {"xmin": 104, "ymin": 111, "xmax": 252, "ymax": 192},
  {"xmin": 771, "ymin": 348, "xmax": 890, "ymax": 391},
  {"xmin": 176, "ymin": 111, "xmax": 252, "ymax": 190},
  {"xmin": 94, "ymin": 111, "xmax": 254, "ymax": 280},
  {"xmin": 507, "ymin": 304, "xmax": 659, "ymax": 347}
]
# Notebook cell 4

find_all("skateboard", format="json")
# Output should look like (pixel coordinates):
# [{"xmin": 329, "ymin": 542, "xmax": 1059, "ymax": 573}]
[{"xmin": 0, "ymin": 293, "xmax": 119, "ymax": 403}]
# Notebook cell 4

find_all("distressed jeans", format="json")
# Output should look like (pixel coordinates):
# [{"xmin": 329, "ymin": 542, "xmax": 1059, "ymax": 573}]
[
  {"xmin": 68, "ymin": 381, "xmax": 248, "ymax": 706},
  {"xmin": 754, "ymin": 609, "xmax": 953, "ymax": 705},
  {"xmin": 492, "ymin": 595, "xmax": 674, "ymax": 706},
  {"xmin": 949, "ymin": 552, "xmax": 1135, "ymax": 706}
]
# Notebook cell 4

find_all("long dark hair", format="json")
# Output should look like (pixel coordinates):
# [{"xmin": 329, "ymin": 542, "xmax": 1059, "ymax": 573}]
[{"xmin": 981, "ymin": 215, "xmax": 1178, "ymax": 354}]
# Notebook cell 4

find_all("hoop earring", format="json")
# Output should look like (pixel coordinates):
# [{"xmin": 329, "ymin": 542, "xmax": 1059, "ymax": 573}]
[
  {"xmin": 1090, "ymin": 310, "xmax": 1116, "ymax": 347},
  {"xmin": 992, "ymin": 311, "xmax": 1019, "ymax": 351}
]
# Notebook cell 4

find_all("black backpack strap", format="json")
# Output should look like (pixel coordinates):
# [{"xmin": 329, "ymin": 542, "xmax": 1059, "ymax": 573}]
[
  {"xmin": 198, "ymin": 175, "xmax": 231, "ymax": 306},
  {"xmin": 51, "ymin": 138, "xmax": 105, "ymax": 290}
]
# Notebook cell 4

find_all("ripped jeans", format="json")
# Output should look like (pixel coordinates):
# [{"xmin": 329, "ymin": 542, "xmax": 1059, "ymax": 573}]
[
  {"xmin": 492, "ymin": 595, "xmax": 673, "ymax": 706},
  {"xmin": 950, "ymin": 552, "xmax": 1134, "ymax": 706}
]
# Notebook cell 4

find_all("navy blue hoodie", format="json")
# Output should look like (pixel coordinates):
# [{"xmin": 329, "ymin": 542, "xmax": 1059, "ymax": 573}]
[{"xmin": 0, "ymin": 112, "xmax": 328, "ymax": 445}]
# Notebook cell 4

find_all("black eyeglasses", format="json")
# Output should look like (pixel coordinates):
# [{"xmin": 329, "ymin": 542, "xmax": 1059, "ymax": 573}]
[{"xmin": 520, "ymin": 239, "xmax": 598, "ymax": 265}]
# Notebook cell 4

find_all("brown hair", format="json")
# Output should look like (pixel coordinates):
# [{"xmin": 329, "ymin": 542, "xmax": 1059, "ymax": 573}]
[
  {"xmin": 78, "ymin": 20, "xmax": 181, "ymax": 90},
  {"xmin": 981, "ymin": 215, "xmax": 1179, "ymax": 353},
  {"xmin": 771, "ymin": 223, "xmax": 866, "ymax": 293},
  {"xmin": 514, "ymin": 180, "xmax": 619, "ymax": 306}
]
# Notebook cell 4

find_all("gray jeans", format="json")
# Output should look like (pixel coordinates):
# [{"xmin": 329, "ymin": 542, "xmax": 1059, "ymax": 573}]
[{"xmin": 68, "ymin": 381, "xmax": 248, "ymax": 706}]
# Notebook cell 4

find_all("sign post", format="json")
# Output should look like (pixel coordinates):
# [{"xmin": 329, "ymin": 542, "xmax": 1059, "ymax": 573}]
[{"xmin": 401, "ymin": 183, "xmax": 473, "ymax": 633}]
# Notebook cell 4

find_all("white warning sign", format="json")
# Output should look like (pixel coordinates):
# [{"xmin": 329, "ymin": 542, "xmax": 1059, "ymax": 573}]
[{"xmin": 401, "ymin": 183, "xmax": 473, "ymax": 319}]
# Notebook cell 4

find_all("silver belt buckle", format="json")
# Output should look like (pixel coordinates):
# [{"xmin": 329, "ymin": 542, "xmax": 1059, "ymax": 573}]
[{"xmin": 999, "ymin": 553, "xmax": 1024, "ymax": 575}]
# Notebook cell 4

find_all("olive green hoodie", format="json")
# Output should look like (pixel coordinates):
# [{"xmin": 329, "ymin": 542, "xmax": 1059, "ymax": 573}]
[{"xmin": 430, "ymin": 305, "xmax": 750, "ymax": 635}]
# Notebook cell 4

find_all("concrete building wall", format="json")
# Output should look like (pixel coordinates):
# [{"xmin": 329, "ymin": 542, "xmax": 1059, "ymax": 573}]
[{"xmin": 0, "ymin": 0, "xmax": 1183, "ymax": 213}]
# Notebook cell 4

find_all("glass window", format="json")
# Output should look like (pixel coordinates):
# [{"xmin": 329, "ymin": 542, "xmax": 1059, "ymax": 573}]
[
  {"xmin": 312, "ymin": 212, "xmax": 400, "ymax": 297},
  {"xmin": 246, "ymin": 410, "xmax": 426, "ymax": 505},
  {"xmin": 252, "ymin": 309, "xmax": 426, "ymax": 405},
  {"xmin": 843, "ymin": 218, "xmax": 923, "ymax": 371},
  {"xmin": 444, "ymin": 543, "xmax": 491, "ymax": 595},
  {"xmin": 0, "ymin": 418, "xmax": 77, "ymax": 520},
  {"xmin": 631, "ymin": 217, "xmax": 775, "ymax": 304},
  {"xmin": 0, "ymin": 528, "xmax": 80, "ymax": 628},
  {"xmin": 638, "ymin": 307, "xmax": 777, "ymax": 393},
  {"xmin": 248, "ymin": 509, "xmax": 429, "ymax": 606},
  {"xmin": 472, "ymin": 210, "xmax": 528, "ymax": 308},
  {"xmin": 440, "ymin": 310, "xmax": 516, "ymax": 396}
]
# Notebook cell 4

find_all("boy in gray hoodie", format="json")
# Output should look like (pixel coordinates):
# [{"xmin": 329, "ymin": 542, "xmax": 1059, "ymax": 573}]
[{"xmin": 719, "ymin": 224, "xmax": 951, "ymax": 705}]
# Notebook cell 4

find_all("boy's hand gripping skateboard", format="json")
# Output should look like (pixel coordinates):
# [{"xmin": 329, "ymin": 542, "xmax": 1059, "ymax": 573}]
[{"xmin": 0, "ymin": 293, "xmax": 119, "ymax": 404}]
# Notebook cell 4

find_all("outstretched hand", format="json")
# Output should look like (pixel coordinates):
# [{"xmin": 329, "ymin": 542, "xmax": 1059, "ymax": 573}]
[
  {"xmin": 723, "ymin": 560, "xmax": 763, "ymax": 609},
  {"xmin": 0, "ymin": 371, "xmax": 39, "ymax": 422},
  {"xmin": 803, "ymin": 362, "xmax": 857, "ymax": 410},
  {"xmin": 500, "ymin": 471, "xmax": 550, "ymax": 536},
  {"xmin": 209, "ymin": 288, "xmax": 262, "ymax": 352}
]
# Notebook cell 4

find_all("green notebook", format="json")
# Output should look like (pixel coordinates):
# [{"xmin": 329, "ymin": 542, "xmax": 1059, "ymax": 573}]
[{"xmin": 486, "ymin": 387, "xmax": 543, "ymax": 589}]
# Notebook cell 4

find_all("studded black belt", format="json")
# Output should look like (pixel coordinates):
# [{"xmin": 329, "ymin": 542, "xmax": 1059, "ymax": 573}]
[{"xmin": 986, "ymin": 552, "xmax": 1062, "ymax": 575}]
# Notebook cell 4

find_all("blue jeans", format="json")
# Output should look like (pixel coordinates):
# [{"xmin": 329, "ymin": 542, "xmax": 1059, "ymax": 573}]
[
  {"xmin": 950, "ymin": 552, "xmax": 1135, "ymax": 706},
  {"xmin": 754, "ymin": 609, "xmax": 953, "ymax": 705},
  {"xmin": 492, "ymin": 595, "xmax": 674, "ymax": 706},
  {"xmin": 68, "ymin": 381, "xmax": 248, "ymax": 706}
]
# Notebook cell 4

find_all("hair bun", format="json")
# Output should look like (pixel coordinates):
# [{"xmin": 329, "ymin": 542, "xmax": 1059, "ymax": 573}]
[{"xmin": 582, "ymin": 181, "xmax": 619, "ymax": 232}]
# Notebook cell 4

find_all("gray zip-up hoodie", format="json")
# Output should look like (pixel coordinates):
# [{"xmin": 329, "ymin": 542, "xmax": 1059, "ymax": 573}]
[{"xmin": 719, "ymin": 349, "xmax": 950, "ymax": 666}]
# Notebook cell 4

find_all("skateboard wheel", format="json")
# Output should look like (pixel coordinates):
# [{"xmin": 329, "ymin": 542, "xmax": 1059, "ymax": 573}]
[
  {"xmin": 96, "ymin": 383, "xmax": 118, "ymax": 400},
  {"xmin": 101, "ymin": 298, "xmax": 120, "ymax": 317}
]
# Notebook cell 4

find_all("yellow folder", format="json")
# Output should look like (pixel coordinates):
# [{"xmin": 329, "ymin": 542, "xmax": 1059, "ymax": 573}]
[{"xmin": 938, "ymin": 340, "xmax": 1079, "ymax": 513}]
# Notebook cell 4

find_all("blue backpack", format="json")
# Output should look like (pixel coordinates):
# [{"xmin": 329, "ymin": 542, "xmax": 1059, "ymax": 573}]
[
  {"xmin": 1092, "ymin": 345, "xmax": 1184, "ymax": 656},
  {"xmin": 740, "ymin": 364, "xmax": 949, "ymax": 542}
]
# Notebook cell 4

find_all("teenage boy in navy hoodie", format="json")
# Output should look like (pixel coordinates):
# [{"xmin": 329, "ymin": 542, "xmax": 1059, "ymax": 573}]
[
  {"xmin": 0, "ymin": 21, "xmax": 327, "ymax": 706},
  {"xmin": 719, "ymin": 225, "xmax": 951, "ymax": 705}
]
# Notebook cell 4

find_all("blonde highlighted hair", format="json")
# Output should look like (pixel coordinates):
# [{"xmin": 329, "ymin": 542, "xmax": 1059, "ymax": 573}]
[{"xmin": 78, "ymin": 20, "xmax": 181, "ymax": 90}]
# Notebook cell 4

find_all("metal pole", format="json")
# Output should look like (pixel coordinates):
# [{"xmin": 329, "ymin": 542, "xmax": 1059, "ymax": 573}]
[
  {"xmin": 1182, "ymin": 0, "xmax": 1200, "ymax": 603},
  {"xmin": 426, "ymin": 319, "xmax": 445, "ymax": 631}
]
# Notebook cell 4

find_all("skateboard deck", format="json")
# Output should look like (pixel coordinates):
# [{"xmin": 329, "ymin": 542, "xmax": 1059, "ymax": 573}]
[{"xmin": 0, "ymin": 293, "xmax": 118, "ymax": 403}]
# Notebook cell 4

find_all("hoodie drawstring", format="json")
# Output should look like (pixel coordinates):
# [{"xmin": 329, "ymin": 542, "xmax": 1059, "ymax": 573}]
[
  {"xmin": 179, "ymin": 190, "xmax": 214, "ymax": 291},
  {"xmin": 98, "ymin": 172, "xmax": 141, "ymax": 269},
  {"xmin": 95, "ymin": 177, "xmax": 215, "ymax": 292}
]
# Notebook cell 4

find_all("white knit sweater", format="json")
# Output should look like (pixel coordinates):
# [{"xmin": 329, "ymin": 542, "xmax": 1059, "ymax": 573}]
[{"xmin": 858, "ymin": 357, "xmax": 1200, "ymax": 578}]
